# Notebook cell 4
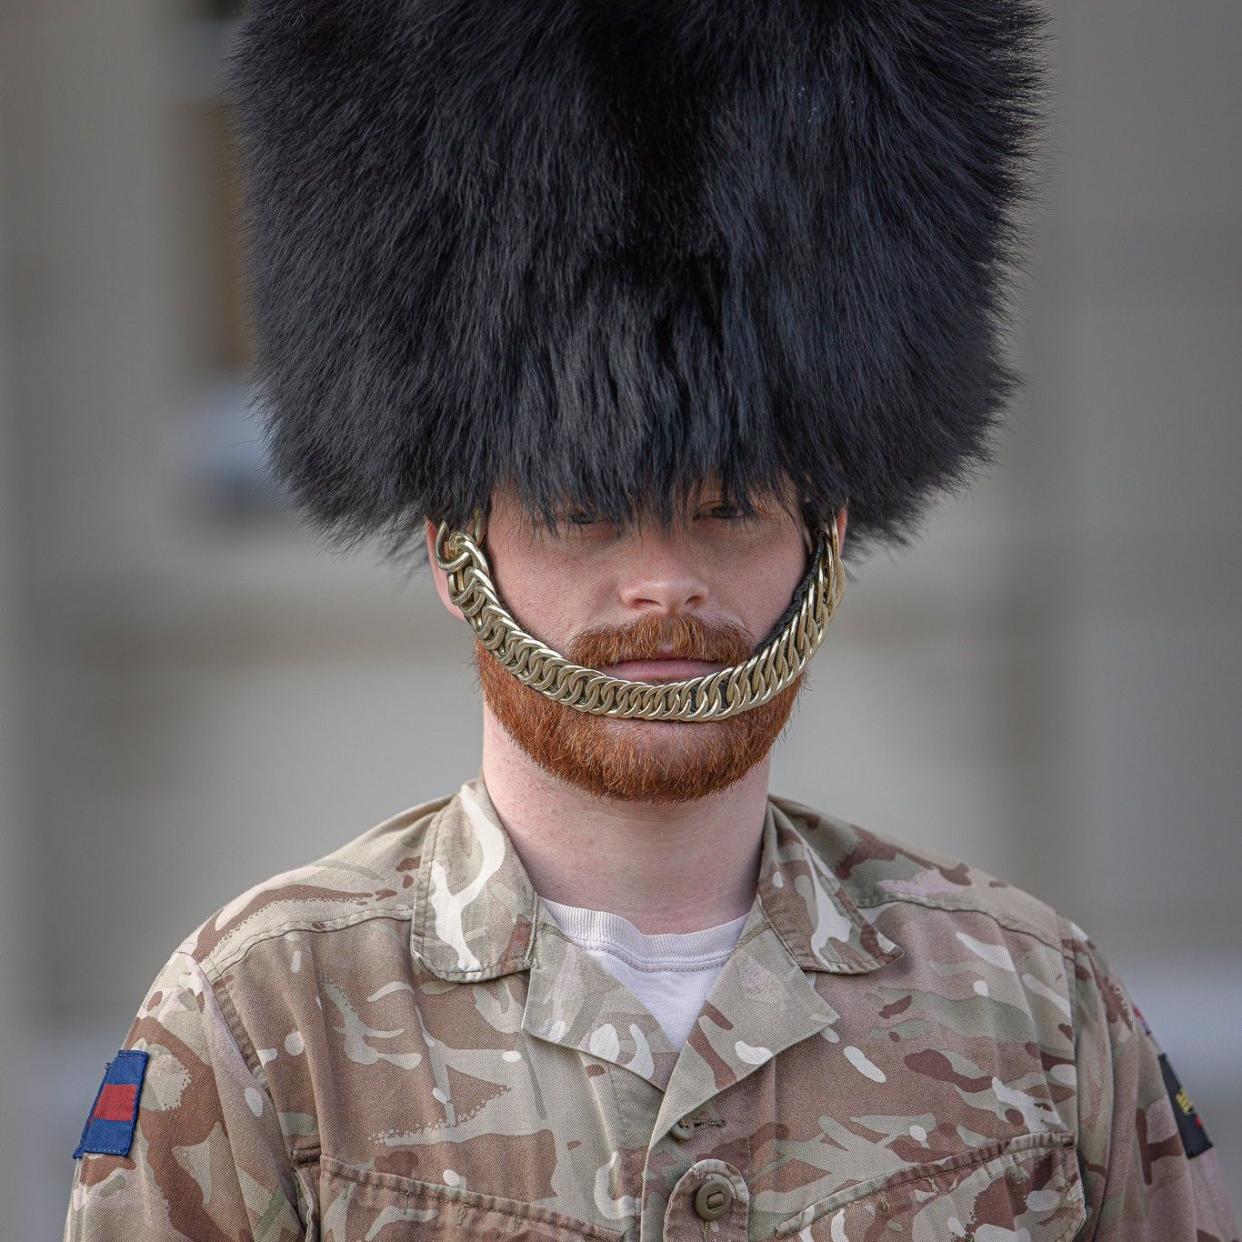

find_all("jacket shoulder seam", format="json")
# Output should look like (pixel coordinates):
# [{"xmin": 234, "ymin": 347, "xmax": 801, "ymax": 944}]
[
  {"xmin": 200, "ymin": 906, "xmax": 415, "ymax": 983},
  {"xmin": 212, "ymin": 971, "xmax": 264, "ymax": 1079},
  {"xmin": 852, "ymin": 891, "xmax": 1062, "ymax": 954},
  {"xmin": 208, "ymin": 951, "xmax": 303, "ymax": 1171}
]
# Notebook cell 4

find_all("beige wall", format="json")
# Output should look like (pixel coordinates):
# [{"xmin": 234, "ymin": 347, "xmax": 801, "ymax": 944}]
[
  {"xmin": 3, "ymin": 0, "xmax": 1240, "ymax": 1231},
  {"xmin": 0, "ymin": 131, "xmax": 35, "ymax": 1242}
]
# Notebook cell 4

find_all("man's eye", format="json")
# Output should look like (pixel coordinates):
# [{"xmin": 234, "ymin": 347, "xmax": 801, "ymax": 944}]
[
  {"xmin": 700, "ymin": 504, "xmax": 745, "ymax": 520},
  {"xmin": 561, "ymin": 511, "xmax": 620, "ymax": 537}
]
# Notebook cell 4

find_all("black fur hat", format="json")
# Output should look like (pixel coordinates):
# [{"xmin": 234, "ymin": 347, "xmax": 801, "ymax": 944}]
[{"xmin": 228, "ymin": 0, "xmax": 1046, "ymax": 562}]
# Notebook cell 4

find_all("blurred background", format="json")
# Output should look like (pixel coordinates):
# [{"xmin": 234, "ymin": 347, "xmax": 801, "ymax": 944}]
[{"xmin": 1, "ymin": 0, "xmax": 1239, "ymax": 1233}]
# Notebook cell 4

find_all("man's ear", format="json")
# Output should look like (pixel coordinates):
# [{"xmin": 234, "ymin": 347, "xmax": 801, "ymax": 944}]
[
  {"xmin": 425, "ymin": 519, "xmax": 467, "ymax": 622},
  {"xmin": 836, "ymin": 506, "xmax": 848, "ymax": 552}
]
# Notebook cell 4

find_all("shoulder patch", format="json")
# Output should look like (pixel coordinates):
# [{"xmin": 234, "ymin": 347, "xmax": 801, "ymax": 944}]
[
  {"xmin": 73, "ymin": 1050, "xmax": 149, "ymax": 1158},
  {"xmin": 1158, "ymin": 1051, "xmax": 1213, "ymax": 1159}
]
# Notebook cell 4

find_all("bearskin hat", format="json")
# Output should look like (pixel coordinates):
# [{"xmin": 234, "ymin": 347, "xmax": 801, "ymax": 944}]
[{"xmin": 227, "ymin": 0, "xmax": 1046, "ymax": 562}]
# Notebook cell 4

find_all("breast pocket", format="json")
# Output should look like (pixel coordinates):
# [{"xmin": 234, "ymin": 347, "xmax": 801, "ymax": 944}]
[
  {"xmin": 775, "ymin": 1131, "xmax": 1087, "ymax": 1242},
  {"xmin": 318, "ymin": 1155, "xmax": 624, "ymax": 1242}
]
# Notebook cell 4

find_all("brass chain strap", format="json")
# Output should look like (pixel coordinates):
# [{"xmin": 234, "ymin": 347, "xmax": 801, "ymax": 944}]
[{"xmin": 433, "ymin": 515, "xmax": 844, "ymax": 721}]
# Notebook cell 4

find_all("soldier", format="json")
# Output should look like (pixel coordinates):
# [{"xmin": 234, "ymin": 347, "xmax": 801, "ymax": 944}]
[{"xmin": 66, "ymin": 0, "xmax": 1238, "ymax": 1239}]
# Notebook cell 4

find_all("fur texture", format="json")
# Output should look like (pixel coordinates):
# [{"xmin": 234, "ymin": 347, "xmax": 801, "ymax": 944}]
[{"xmin": 228, "ymin": 0, "xmax": 1047, "ymax": 562}]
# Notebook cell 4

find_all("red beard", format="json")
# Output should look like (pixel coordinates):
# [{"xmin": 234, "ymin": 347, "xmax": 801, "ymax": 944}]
[{"xmin": 475, "ymin": 611, "xmax": 803, "ymax": 802}]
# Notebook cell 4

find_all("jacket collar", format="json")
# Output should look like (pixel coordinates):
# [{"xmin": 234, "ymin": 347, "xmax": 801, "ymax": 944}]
[{"xmin": 409, "ymin": 776, "xmax": 904, "ymax": 984}]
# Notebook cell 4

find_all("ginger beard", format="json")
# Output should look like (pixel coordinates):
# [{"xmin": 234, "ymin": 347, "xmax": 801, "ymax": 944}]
[{"xmin": 474, "ymin": 611, "xmax": 804, "ymax": 802}]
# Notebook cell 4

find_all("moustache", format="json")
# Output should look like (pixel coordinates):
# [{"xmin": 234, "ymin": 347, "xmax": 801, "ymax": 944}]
[{"xmin": 566, "ymin": 613, "xmax": 756, "ymax": 671}]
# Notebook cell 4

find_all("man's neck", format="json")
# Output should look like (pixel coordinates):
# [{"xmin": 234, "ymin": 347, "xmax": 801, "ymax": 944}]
[{"xmin": 479, "ymin": 710, "xmax": 771, "ymax": 935}]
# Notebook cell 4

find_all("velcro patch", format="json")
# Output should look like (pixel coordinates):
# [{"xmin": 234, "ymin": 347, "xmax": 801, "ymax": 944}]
[
  {"xmin": 73, "ymin": 1050, "xmax": 149, "ymax": 1158},
  {"xmin": 1158, "ymin": 1051, "xmax": 1213, "ymax": 1159}
]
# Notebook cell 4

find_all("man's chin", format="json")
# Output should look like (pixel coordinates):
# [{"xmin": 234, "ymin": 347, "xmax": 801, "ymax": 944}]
[
  {"xmin": 566, "ymin": 718, "xmax": 747, "ymax": 800},
  {"xmin": 516, "ymin": 728, "xmax": 768, "ymax": 804}
]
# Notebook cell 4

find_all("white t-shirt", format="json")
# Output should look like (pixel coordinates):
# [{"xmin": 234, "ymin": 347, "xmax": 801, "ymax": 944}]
[{"xmin": 539, "ymin": 897, "xmax": 749, "ymax": 1052}]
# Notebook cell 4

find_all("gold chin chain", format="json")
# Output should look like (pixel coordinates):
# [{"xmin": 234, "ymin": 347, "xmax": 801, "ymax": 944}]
[{"xmin": 433, "ymin": 514, "xmax": 845, "ymax": 722}]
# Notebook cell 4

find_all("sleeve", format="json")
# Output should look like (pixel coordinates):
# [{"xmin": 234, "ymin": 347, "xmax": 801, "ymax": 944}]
[
  {"xmin": 63, "ymin": 948, "xmax": 305, "ymax": 1241},
  {"xmin": 1065, "ymin": 919, "xmax": 1240, "ymax": 1242}
]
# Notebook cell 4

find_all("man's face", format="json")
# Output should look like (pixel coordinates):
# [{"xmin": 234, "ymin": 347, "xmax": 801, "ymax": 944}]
[{"xmin": 428, "ymin": 486, "xmax": 845, "ymax": 802}]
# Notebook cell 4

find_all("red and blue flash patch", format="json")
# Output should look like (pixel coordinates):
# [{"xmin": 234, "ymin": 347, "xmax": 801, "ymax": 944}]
[{"xmin": 73, "ymin": 1050, "xmax": 149, "ymax": 1158}]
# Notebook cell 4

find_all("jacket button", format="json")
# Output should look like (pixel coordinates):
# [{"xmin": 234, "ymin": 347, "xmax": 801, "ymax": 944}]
[
  {"xmin": 693, "ymin": 1175, "xmax": 734, "ymax": 1221},
  {"xmin": 671, "ymin": 1117, "xmax": 696, "ymax": 1140}
]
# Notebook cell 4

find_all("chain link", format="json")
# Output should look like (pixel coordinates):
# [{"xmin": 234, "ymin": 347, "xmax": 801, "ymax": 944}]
[{"xmin": 434, "ymin": 514, "xmax": 844, "ymax": 721}]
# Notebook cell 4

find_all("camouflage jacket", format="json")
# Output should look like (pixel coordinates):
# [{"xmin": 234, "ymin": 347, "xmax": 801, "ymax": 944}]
[{"xmin": 65, "ymin": 778, "xmax": 1239, "ymax": 1241}]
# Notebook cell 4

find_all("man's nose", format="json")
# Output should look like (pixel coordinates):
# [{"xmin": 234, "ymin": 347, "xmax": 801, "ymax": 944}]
[{"xmin": 616, "ymin": 537, "xmax": 710, "ymax": 615}]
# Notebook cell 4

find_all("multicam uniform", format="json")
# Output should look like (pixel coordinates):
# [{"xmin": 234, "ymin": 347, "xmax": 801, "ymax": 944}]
[{"xmin": 65, "ymin": 778, "xmax": 1239, "ymax": 1241}]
